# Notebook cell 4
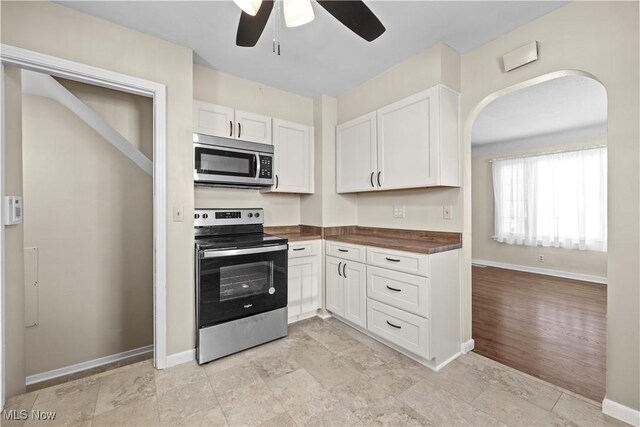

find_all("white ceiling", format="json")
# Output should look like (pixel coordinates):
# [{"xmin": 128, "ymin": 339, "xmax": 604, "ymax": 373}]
[
  {"xmin": 56, "ymin": 0, "xmax": 567, "ymax": 97},
  {"xmin": 471, "ymin": 75, "xmax": 607, "ymax": 150}
]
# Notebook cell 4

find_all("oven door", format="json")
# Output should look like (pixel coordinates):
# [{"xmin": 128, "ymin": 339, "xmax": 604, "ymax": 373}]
[
  {"xmin": 194, "ymin": 143, "xmax": 260, "ymax": 186},
  {"xmin": 197, "ymin": 244, "xmax": 288, "ymax": 328}
]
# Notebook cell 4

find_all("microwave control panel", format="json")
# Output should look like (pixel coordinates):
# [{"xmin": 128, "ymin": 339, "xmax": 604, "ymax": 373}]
[{"xmin": 259, "ymin": 156, "xmax": 272, "ymax": 179}]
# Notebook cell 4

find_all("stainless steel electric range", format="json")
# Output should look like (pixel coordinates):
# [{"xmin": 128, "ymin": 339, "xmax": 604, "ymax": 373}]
[{"xmin": 194, "ymin": 208, "xmax": 288, "ymax": 364}]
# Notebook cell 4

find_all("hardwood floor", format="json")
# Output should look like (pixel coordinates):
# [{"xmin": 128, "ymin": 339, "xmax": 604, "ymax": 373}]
[{"xmin": 472, "ymin": 266, "xmax": 607, "ymax": 402}]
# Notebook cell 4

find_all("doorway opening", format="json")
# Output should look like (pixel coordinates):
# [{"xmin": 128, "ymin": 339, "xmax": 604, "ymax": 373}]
[
  {"xmin": 1, "ymin": 45, "xmax": 167, "ymax": 407},
  {"xmin": 470, "ymin": 74, "xmax": 608, "ymax": 401}
]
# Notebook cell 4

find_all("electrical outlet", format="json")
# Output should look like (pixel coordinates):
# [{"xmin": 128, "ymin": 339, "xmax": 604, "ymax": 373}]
[
  {"xmin": 538, "ymin": 254, "xmax": 545, "ymax": 263},
  {"xmin": 393, "ymin": 205, "xmax": 405, "ymax": 218},
  {"xmin": 173, "ymin": 206, "xmax": 184, "ymax": 222},
  {"xmin": 443, "ymin": 205, "xmax": 453, "ymax": 220}
]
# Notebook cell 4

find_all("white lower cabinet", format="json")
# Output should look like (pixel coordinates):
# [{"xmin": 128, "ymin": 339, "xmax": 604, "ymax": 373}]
[
  {"xmin": 367, "ymin": 299, "xmax": 430, "ymax": 359},
  {"xmin": 325, "ymin": 244, "xmax": 461, "ymax": 370},
  {"xmin": 325, "ymin": 254, "xmax": 367, "ymax": 328},
  {"xmin": 288, "ymin": 240, "xmax": 321, "ymax": 323}
]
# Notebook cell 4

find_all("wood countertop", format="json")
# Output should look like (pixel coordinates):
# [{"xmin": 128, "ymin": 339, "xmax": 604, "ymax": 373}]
[
  {"xmin": 324, "ymin": 226, "xmax": 462, "ymax": 255},
  {"xmin": 265, "ymin": 225, "xmax": 461, "ymax": 254},
  {"xmin": 264, "ymin": 225, "xmax": 322, "ymax": 242}
]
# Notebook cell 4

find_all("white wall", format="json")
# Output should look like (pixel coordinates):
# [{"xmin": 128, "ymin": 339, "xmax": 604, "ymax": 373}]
[
  {"xmin": 459, "ymin": 1, "xmax": 639, "ymax": 410},
  {"xmin": 22, "ymin": 81, "xmax": 153, "ymax": 377},
  {"xmin": 192, "ymin": 64, "xmax": 313, "ymax": 226},
  {"xmin": 472, "ymin": 139, "xmax": 607, "ymax": 279},
  {"xmin": 337, "ymin": 43, "xmax": 462, "ymax": 232}
]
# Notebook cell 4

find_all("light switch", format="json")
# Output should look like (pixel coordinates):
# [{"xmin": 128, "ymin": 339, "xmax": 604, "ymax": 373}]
[
  {"xmin": 443, "ymin": 205, "xmax": 453, "ymax": 220},
  {"xmin": 173, "ymin": 206, "xmax": 184, "ymax": 222}
]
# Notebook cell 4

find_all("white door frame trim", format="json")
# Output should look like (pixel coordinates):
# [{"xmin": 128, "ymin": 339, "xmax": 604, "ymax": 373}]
[{"xmin": 0, "ymin": 44, "xmax": 168, "ymax": 407}]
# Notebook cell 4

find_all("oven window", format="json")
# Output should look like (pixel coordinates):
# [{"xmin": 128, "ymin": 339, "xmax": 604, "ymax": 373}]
[
  {"xmin": 220, "ymin": 261, "xmax": 273, "ymax": 301},
  {"xmin": 196, "ymin": 147, "xmax": 256, "ymax": 177}
]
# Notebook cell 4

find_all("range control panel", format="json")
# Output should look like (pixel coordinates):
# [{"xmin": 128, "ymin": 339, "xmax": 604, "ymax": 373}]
[
  {"xmin": 194, "ymin": 208, "xmax": 263, "ymax": 227},
  {"xmin": 259, "ymin": 155, "xmax": 273, "ymax": 179}
]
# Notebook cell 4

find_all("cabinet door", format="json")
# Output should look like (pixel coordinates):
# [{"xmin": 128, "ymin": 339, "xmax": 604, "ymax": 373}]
[
  {"xmin": 342, "ymin": 261, "xmax": 367, "ymax": 328},
  {"xmin": 288, "ymin": 262, "xmax": 304, "ymax": 319},
  {"xmin": 235, "ymin": 110, "xmax": 272, "ymax": 144},
  {"xmin": 376, "ymin": 88, "xmax": 438, "ymax": 190},
  {"xmin": 325, "ymin": 256, "xmax": 344, "ymax": 317},
  {"xmin": 194, "ymin": 101, "xmax": 235, "ymax": 138},
  {"xmin": 336, "ymin": 112, "xmax": 378, "ymax": 193},
  {"xmin": 271, "ymin": 119, "xmax": 313, "ymax": 193},
  {"xmin": 300, "ymin": 255, "xmax": 320, "ymax": 314}
]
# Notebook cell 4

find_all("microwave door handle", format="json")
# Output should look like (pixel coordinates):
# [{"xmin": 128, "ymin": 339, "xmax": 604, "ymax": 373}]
[{"xmin": 255, "ymin": 154, "xmax": 261, "ymax": 179}]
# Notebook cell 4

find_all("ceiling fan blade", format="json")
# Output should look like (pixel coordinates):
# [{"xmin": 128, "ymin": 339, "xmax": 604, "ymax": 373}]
[
  {"xmin": 316, "ymin": 0, "xmax": 385, "ymax": 42},
  {"xmin": 236, "ymin": 0, "xmax": 273, "ymax": 47}
]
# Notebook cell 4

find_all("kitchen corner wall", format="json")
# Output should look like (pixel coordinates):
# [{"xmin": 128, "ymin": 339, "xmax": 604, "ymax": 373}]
[
  {"xmin": 193, "ymin": 64, "xmax": 313, "ymax": 226},
  {"xmin": 337, "ymin": 43, "xmax": 462, "ymax": 232},
  {"xmin": 300, "ymin": 95, "xmax": 357, "ymax": 227}
]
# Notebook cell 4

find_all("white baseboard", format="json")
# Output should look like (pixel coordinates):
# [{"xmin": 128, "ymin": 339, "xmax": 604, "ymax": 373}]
[
  {"xmin": 166, "ymin": 349, "xmax": 195, "ymax": 368},
  {"xmin": 25, "ymin": 345, "xmax": 153, "ymax": 386},
  {"xmin": 460, "ymin": 339, "xmax": 475, "ymax": 354},
  {"xmin": 472, "ymin": 259, "xmax": 607, "ymax": 284},
  {"xmin": 602, "ymin": 397, "xmax": 640, "ymax": 427}
]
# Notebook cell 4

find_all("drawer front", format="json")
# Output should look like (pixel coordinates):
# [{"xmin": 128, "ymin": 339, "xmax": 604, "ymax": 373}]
[
  {"xmin": 326, "ymin": 241, "xmax": 366, "ymax": 263},
  {"xmin": 288, "ymin": 240, "xmax": 318, "ymax": 259},
  {"xmin": 367, "ymin": 266, "xmax": 429, "ymax": 318},
  {"xmin": 367, "ymin": 299, "xmax": 430, "ymax": 359},
  {"xmin": 367, "ymin": 246, "xmax": 429, "ymax": 276}
]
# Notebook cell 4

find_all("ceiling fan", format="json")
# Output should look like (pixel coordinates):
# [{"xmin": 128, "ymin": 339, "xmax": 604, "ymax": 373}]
[{"xmin": 233, "ymin": 0, "xmax": 386, "ymax": 48}]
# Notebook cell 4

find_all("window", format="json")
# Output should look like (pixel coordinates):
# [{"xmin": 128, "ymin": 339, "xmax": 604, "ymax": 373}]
[{"xmin": 492, "ymin": 146, "xmax": 607, "ymax": 252}]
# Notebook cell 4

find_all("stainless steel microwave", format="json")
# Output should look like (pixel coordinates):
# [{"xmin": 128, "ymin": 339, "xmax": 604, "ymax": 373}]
[{"xmin": 193, "ymin": 133, "xmax": 274, "ymax": 188}]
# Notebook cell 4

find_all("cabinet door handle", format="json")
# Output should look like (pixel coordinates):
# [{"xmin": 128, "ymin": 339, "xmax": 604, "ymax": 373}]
[
  {"xmin": 386, "ymin": 320, "xmax": 401, "ymax": 329},
  {"xmin": 275, "ymin": 175, "xmax": 279, "ymax": 189},
  {"xmin": 386, "ymin": 285, "xmax": 402, "ymax": 292},
  {"xmin": 229, "ymin": 120, "xmax": 233, "ymax": 137},
  {"xmin": 343, "ymin": 263, "xmax": 347, "ymax": 278},
  {"xmin": 338, "ymin": 249, "xmax": 348, "ymax": 253},
  {"xmin": 338, "ymin": 262, "xmax": 342, "ymax": 277},
  {"xmin": 385, "ymin": 257, "xmax": 401, "ymax": 262},
  {"xmin": 238, "ymin": 122, "xmax": 241, "ymax": 138},
  {"xmin": 292, "ymin": 248, "xmax": 305, "ymax": 251},
  {"xmin": 370, "ymin": 172, "xmax": 375, "ymax": 187},
  {"xmin": 377, "ymin": 171, "xmax": 382, "ymax": 187}
]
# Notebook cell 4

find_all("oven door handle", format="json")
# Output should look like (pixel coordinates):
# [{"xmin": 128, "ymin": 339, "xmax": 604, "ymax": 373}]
[{"xmin": 202, "ymin": 244, "xmax": 288, "ymax": 259}]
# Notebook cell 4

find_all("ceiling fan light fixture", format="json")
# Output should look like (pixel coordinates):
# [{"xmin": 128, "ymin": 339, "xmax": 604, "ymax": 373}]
[
  {"xmin": 283, "ymin": 0, "xmax": 315, "ymax": 28},
  {"xmin": 233, "ymin": 0, "xmax": 263, "ymax": 16}
]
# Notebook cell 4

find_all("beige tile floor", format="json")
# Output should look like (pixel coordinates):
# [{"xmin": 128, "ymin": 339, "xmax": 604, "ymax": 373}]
[{"xmin": 2, "ymin": 317, "xmax": 626, "ymax": 427}]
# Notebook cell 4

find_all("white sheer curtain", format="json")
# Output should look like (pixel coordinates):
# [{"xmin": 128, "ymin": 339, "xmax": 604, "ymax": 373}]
[{"xmin": 492, "ymin": 146, "xmax": 607, "ymax": 252}]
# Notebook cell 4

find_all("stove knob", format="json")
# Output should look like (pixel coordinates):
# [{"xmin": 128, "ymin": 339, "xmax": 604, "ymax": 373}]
[
  {"xmin": 248, "ymin": 213, "xmax": 253, "ymax": 218},
  {"xmin": 202, "ymin": 213, "xmax": 208, "ymax": 219},
  {"xmin": 194, "ymin": 214, "xmax": 200, "ymax": 219},
  {"xmin": 255, "ymin": 212, "xmax": 260, "ymax": 218}
]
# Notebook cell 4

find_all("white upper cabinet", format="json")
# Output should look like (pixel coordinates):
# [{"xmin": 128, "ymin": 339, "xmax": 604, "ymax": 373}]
[
  {"xmin": 193, "ymin": 101, "xmax": 272, "ymax": 144},
  {"xmin": 194, "ymin": 101, "xmax": 235, "ymax": 138},
  {"xmin": 266, "ymin": 119, "xmax": 314, "ymax": 194},
  {"xmin": 336, "ymin": 85, "xmax": 460, "ymax": 193},
  {"xmin": 235, "ymin": 109, "xmax": 272, "ymax": 145},
  {"xmin": 336, "ymin": 111, "xmax": 378, "ymax": 193}
]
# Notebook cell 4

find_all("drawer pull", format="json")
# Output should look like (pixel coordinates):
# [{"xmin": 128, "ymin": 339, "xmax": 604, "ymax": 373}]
[
  {"xmin": 385, "ymin": 257, "xmax": 401, "ymax": 262},
  {"xmin": 292, "ymin": 248, "xmax": 305, "ymax": 251},
  {"xmin": 338, "ymin": 249, "xmax": 349, "ymax": 253},
  {"xmin": 386, "ymin": 285, "xmax": 402, "ymax": 292},
  {"xmin": 386, "ymin": 320, "xmax": 402, "ymax": 329}
]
